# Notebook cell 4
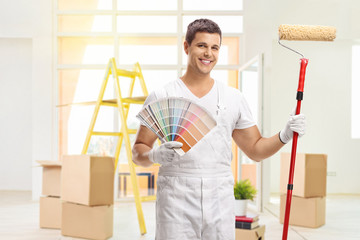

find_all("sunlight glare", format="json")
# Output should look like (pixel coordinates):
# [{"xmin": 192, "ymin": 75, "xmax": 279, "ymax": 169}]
[
  {"xmin": 82, "ymin": 45, "xmax": 113, "ymax": 64},
  {"xmin": 91, "ymin": 16, "xmax": 112, "ymax": 32},
  {"xmin": 97, "ymin": 0, "xmax": 112, "ymax": 10}
]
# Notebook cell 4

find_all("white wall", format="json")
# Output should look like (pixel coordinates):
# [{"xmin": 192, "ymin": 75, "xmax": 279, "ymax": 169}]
[
  {"xmin": 243, "ymin": 0, "xmax": 360, "ymax": 197},
  {"xmin": 0, "ymin": 39, "xmax": 32, "ymax": 190},
  {"xmin": 0, "ymin": 0, "xmax": 54, "ymax": 199},
  {"xmin": 31, "ymin": 0, "xmax": 55, "ymax": 200}
]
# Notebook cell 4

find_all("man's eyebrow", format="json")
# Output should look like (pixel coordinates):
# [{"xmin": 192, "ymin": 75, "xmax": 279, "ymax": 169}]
[{"xmin": 196, "ymin": 42, "xmax": 220, "ymax": 48}]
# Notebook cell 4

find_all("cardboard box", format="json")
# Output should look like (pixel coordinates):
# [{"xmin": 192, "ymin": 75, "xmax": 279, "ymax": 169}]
[
  {"xmin": 37, "ymin": 160, "xmax": 62, "ymax": 197},
  {"xmin": 235, "ymin": 225, "xmax": 265, "ymax": 240},
  {"xmin": 280, "ymin": 194, "xmax": 326, "ymax": 228},
  {"xmin": 280, "ymin": 153, "xmax": 327, "ymax": 197},
  {"xmin": 39, "ymin": 196, "xmax": 61, "ymax": 229},
  {"xmin": 61, "ymin": 202, "xmax": 113, "ymax": 240},
  {"xmin": 61, "ymin": 155, "xmax": 114, "ymax": 206}
]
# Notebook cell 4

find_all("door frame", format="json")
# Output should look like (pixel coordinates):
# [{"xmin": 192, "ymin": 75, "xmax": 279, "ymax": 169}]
[{"xmin": 238, "ymin": 53, "xmax": 264, "ymax": 212}]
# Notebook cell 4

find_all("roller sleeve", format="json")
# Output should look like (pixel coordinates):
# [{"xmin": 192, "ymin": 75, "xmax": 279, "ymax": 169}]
[{"xmin": 279, "ymin": 24, "xmax": 336, "ymax": 41}]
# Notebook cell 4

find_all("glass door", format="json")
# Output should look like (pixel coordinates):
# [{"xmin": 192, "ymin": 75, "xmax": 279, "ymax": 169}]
[{"xmin": 238, "ymin": 54, "xmax": 264, "ymax": 211}]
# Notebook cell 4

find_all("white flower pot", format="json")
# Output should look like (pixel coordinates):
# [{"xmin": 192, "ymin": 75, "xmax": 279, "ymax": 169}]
[{"xmin": 234, "ymin": 199, "xmax": 248, "ymax": 216}]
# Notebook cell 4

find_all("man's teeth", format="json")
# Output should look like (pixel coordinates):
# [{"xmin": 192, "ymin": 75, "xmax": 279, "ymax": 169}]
[{"xmin": 201, "ymin": 60, "xmax": 210, "ymax": 64}]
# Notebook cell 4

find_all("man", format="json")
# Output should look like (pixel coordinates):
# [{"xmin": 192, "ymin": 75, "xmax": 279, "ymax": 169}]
[{"xmin": 132, "ymin": 19, "xmax": 305, "ymax": 240}]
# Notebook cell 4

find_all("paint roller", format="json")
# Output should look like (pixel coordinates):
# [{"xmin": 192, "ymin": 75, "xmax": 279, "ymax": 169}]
[{"xmin": 278, "ymin": 24, "xmax": 336, "ymax": 240}]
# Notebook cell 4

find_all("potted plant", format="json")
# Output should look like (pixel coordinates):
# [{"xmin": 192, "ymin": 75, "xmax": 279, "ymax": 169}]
[{"xmin": 234, "ymin": 179, "xmax": 257, "ymax": 216}]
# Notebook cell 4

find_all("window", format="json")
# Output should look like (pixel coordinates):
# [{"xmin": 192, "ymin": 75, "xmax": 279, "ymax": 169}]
[{"xmin": 56, "ymin": 0, "xmax": 244, "ymax": 163}]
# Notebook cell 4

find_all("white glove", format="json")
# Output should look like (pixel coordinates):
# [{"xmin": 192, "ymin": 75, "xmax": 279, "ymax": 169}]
[
  {"xmin": 279, "ymin": 111, "xmax": 306, "ymax": 144},
  {"xmin": 148, "ymin": 141, "xmax": 183, "ymax": 165}
]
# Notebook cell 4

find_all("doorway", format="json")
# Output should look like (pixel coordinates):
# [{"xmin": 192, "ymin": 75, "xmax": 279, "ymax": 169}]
[{"xmin": 238, "ymin": 54, "xmax": 264, "ymax": 211}]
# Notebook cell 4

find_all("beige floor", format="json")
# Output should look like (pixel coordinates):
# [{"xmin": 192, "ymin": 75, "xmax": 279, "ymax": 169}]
[{"xmin": 0, "ymin": 191, "xmax": 359, "ymax": 240}]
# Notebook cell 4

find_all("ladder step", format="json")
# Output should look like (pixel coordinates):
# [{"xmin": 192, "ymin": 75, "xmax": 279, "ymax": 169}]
[
  {"xmin": 122, "ymin": 96, "xmax": 147, "ymax": 104},
  {"xmin": 127, "ymin": 129, "xmax": 137, "ymax": 134},
  {"xmin": 101, "ymin": 99, "xmax": 118, "ymax": 107},
  {"xmin": 140, "ymin": 196, "xmax": 156, "ymax": 202},
  {"xmin": 91, "ymin": 130, "xmax": 137, "ymax": 136},
  {"xmin": 116, "ymin": 69, "xmax": 140, "ymax": 78},
  {"xmin": 92, "ymin": 132, "xmax": 122, "ymax": 136}
]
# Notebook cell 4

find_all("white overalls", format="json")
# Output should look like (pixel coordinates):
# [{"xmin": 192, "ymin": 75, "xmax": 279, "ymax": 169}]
[{"xmin": 155, "ymin": 81, "xmax": 235, "ymax": 240}]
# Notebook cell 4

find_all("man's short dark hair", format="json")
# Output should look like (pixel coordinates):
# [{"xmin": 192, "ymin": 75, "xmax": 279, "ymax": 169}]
[{"xmin": 185, "ymin": 18, "xmax": 222, "ymax": 46}]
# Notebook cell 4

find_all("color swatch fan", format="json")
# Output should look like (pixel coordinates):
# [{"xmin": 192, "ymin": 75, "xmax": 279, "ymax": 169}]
[{"xmin": 136, "ymin": 97, "xmax": 217, "ymax": 156}]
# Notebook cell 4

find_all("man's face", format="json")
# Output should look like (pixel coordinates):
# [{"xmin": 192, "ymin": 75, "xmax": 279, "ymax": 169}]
[{"xmin": 184, "ymin": 32, "xmax": 221, "ymax": 76}]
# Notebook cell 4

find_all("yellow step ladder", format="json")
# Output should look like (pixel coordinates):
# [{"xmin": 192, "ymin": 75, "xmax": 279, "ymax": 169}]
[{"xmin": 81, "ymin": 57, "xmax": 154, "ymax": 235}]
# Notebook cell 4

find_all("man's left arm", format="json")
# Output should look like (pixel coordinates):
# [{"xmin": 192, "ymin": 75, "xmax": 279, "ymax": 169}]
[
  {"xmin": 232, "ymin": 126, "xmax": 284, "ymax": 162},
  {"xmin": 232, "ymin": 113, "xmax": 306, "ymax": 162}
]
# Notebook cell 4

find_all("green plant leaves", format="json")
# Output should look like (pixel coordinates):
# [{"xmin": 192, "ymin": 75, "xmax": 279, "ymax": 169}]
[{"xmin": 233, "ymin": 179, "xmax": 257, "ymax": 200}]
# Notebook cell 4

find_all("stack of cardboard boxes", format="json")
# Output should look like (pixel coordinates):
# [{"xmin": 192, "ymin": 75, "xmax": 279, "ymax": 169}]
[
  {"xmin": 61, "ymin": 155, "xmax": 115, "ymax": 240},
  {"xmin": 235, "ymin": 223, "xmax": 265, "ymax": 240},
  {"xmin": 39, "ymin": 155, "xmax": 115, "ymax": 240},
  {"xmin": 280, "ymin": 153, "xmax": 327, "ymax": 228},
  {"xmin": 38, "ymin": 160, "xmax": 62, "ymax": 229},
  {"xmin": 235, "ymin": 225, "xmax": 265, "ymax": 240}
]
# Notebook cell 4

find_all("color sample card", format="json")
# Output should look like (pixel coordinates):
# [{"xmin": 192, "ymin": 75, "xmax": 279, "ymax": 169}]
[{"xmin": 136, "ymin": 97, "xmax": 217, "ymax": 155}]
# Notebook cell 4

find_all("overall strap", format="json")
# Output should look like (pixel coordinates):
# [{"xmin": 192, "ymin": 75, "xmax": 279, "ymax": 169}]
[{"xmin": 216, "ymin": 80, "xmax": 226, "ymax": 115}]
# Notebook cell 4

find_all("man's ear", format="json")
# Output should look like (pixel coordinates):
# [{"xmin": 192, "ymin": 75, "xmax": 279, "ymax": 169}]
[{"xmin": 184, "ymin": 41, "xmax": 189, "ymax": 55}]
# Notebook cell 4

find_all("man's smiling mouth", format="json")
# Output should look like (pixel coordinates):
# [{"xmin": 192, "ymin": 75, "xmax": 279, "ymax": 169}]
[{"xmin": 200, "ymin": 59, "xmax": 211, "ymax": 65}]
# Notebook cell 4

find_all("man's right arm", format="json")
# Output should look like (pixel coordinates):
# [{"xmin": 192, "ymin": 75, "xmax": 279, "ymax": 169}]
[{"xmin": 132, "ymin": 125, "xmax": 158, "ymax": 167}]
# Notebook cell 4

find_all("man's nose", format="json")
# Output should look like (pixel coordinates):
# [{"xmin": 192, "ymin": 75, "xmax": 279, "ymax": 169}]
[{"xmin": 204, "ymin": 47, "xmax": 211, "ymax": 57}]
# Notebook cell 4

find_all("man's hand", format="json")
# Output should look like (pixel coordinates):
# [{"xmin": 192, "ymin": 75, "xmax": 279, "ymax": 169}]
[
  {"xmin": 149, "ymin": 141, "xmax": 183, "ymax": 165},
  {"xmin": 279, "ymin": 111, "xmax": 306, "ymax": 144}
]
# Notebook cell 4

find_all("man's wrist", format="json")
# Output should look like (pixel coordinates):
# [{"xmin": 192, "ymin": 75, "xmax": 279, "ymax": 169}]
[
  {"xmin": 278, "ymin": 131, "xmax": 287, "ymax": 144},
  {"xmin": 148, "ymin": 149, "xmax": 156, "ymax": 163}
]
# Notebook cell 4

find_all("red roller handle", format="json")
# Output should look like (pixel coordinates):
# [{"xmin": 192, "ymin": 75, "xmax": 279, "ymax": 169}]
[
  {"xmin": 297, "ymin": 58, "xmax": 308, "ymax": 93},
  {"xmin": 282, "ymin": 58, "xmax": 308, "ymax": 240}
]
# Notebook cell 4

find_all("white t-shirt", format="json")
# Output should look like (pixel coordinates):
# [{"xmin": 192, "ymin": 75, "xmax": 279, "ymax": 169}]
[{"xmin": 142, "ymin": 78, "xmax": 256, "ymax": 131}]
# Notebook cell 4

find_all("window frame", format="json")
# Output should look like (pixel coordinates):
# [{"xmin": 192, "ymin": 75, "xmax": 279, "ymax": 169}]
[{"xmin": 54, "ymin": 0, "xmax": 244, "ymax": 160}]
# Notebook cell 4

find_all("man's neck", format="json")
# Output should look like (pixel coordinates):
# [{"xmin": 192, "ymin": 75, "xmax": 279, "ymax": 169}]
[{"xmin": 180, "ymin": 71, "xmax": 214, "ymax": 98}]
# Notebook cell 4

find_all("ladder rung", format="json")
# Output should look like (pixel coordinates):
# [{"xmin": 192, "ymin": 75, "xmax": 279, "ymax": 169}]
[
  {"xmin": 122, "ymin": 96, "xmax": 147, "ymax": 104},
  {"xmin": 91, "ymin": 130, "xmax": 137, "ymax": 136},
  {"xmin": 128, "ymin": 129, "xmax": 138, "ymax": 134},
  {"xmin": 92, "ymin": 132, "xmax": 123, "ymax": 136},
  {"xmin": 116, "ymin": 69, "xmax": 140, "ymax": 78},
  {"xmin": 140, "ymin": 196, "xmax": 156, "ymax": 202},
  {"xmin": 101, "ymin": 99, "xmax": 118, "ymax": 107}
]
